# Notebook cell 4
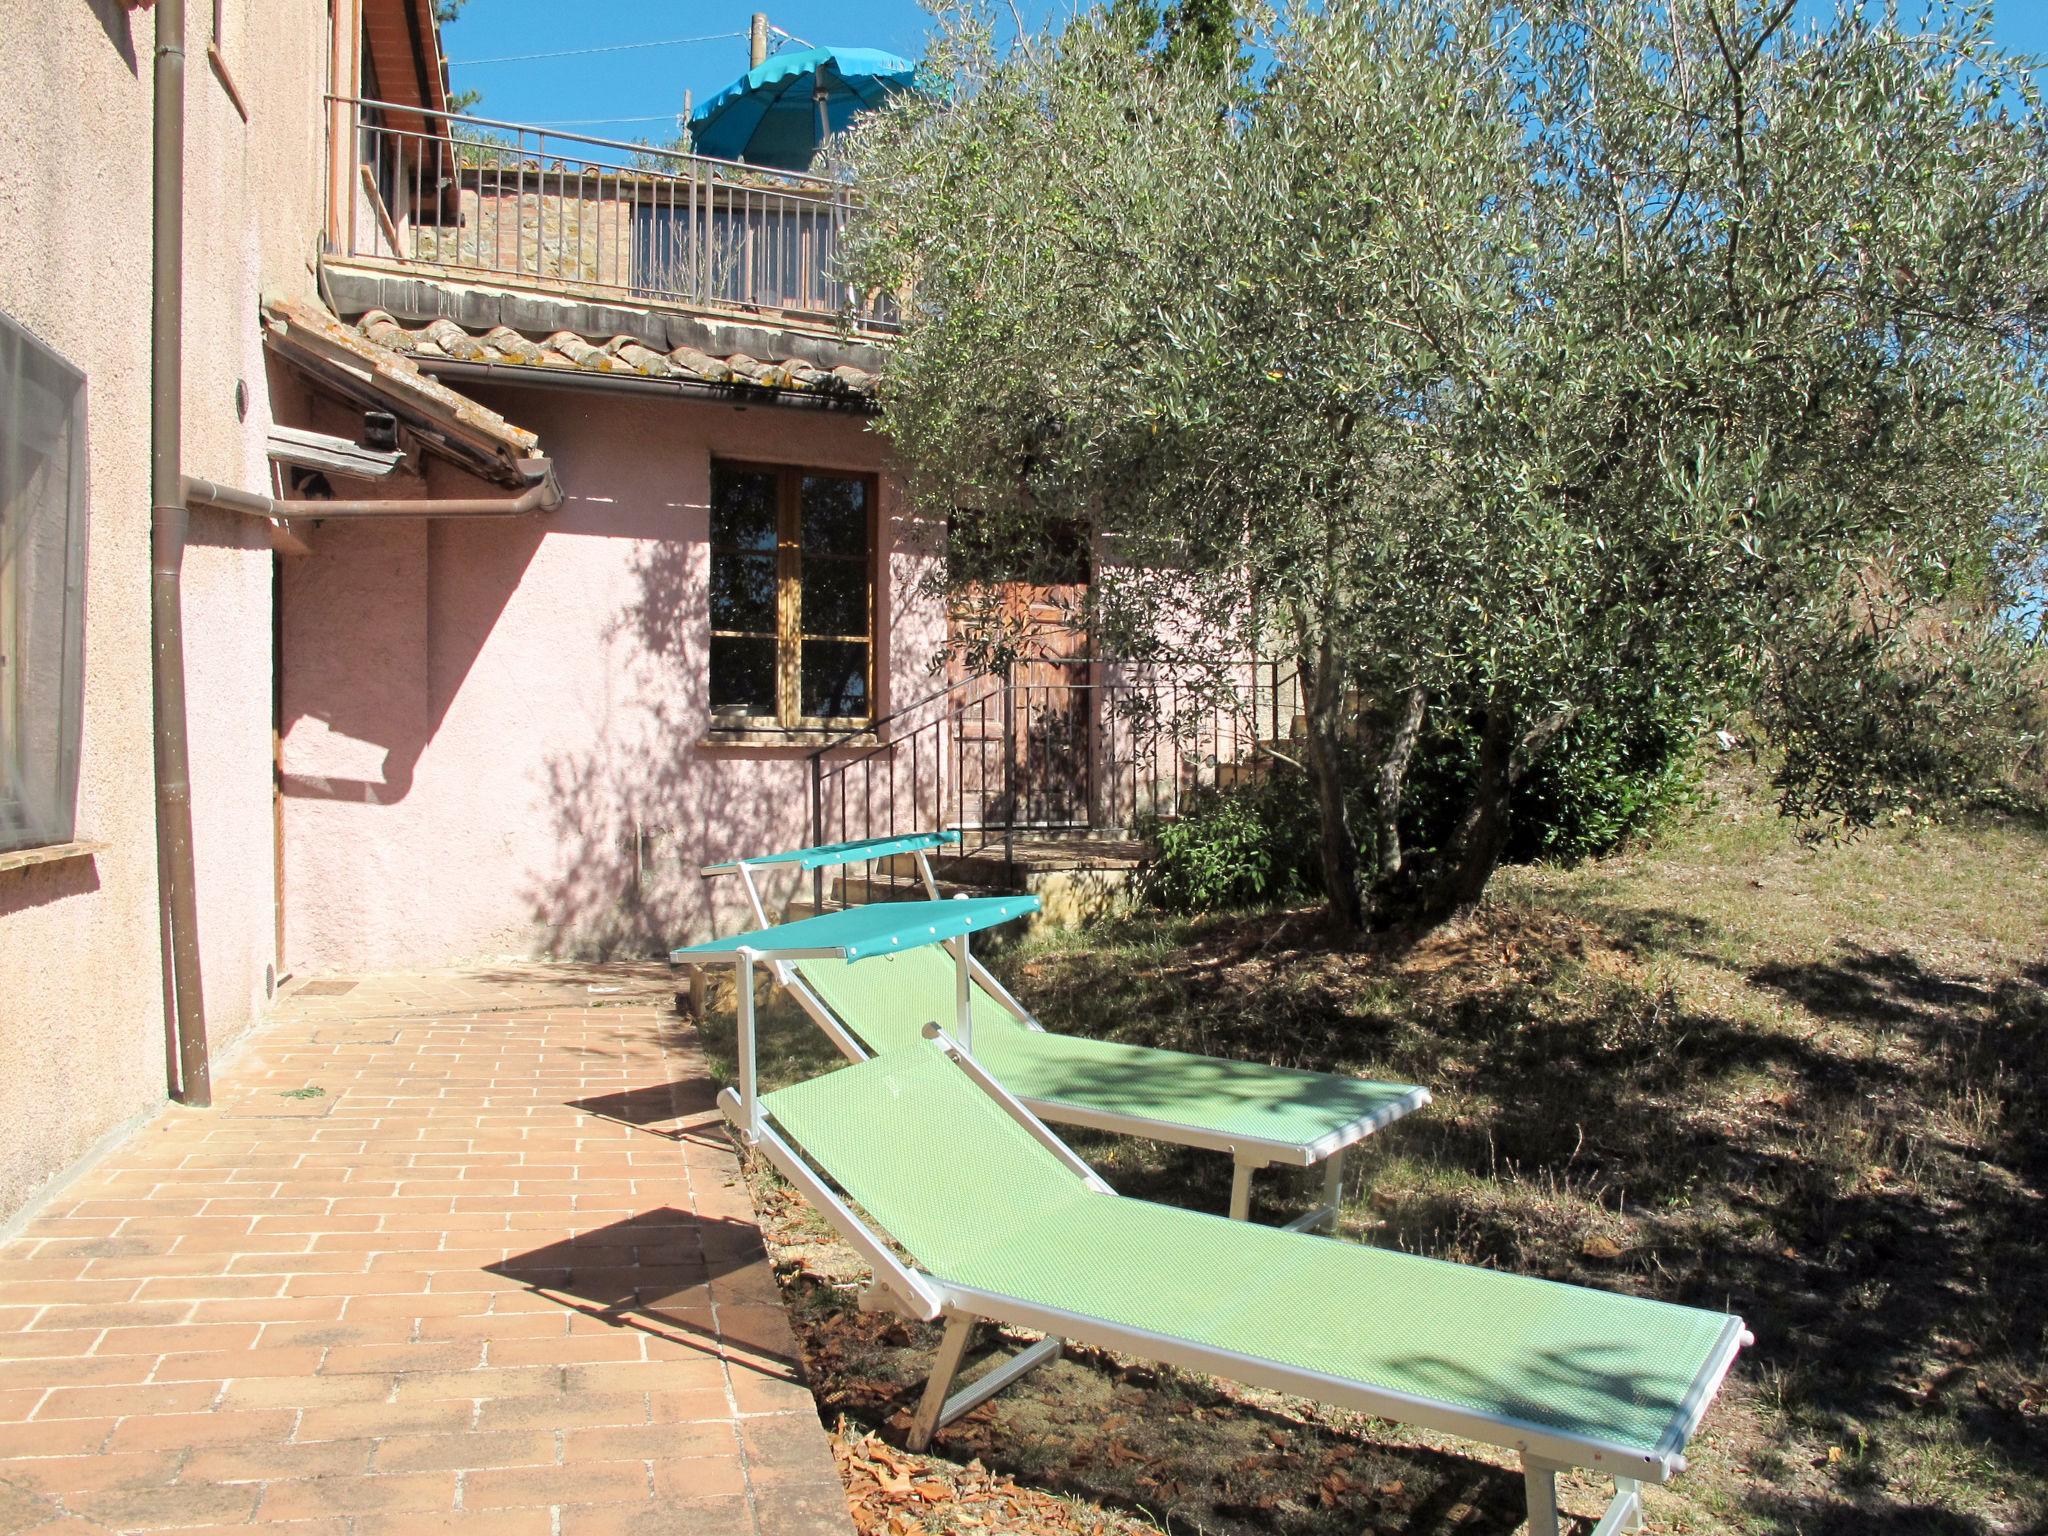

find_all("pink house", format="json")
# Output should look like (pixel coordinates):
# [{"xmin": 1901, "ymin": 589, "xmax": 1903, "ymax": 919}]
[
  {"xmin": 0, "ymin": 0, "xmax": 1281, "ymax": 1223},
  {"xmin": 279, "ymin": 54, "xmax": 1302, "ymax": 971}
]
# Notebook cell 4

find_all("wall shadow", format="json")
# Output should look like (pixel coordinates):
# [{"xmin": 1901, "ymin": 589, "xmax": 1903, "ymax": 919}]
[
  {"xmin": 0, "ymin": 849, "xmax": 102, "ymax": 918},
  {"xmin": 82, "ymin": 0, "xmax": 138, "ymax": 72},
  {"xmin": 521, "ymin": 531, "xmax": 801, "ymax": 959}
]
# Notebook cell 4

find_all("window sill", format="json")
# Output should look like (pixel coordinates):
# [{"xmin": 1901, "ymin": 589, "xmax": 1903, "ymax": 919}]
[
  {"xmin": 700, "ymin": 727, "xmax": 879, "ymax": 751},
  {"xmin": 0, "ymin": 839, "xmax": 108, "ymax": 875}
]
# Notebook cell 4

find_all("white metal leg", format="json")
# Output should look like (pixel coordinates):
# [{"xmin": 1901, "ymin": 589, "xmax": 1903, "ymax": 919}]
[
  {"xmin": 909, "ymin": 1315, "xmax": 978, "ymax": 1450},
  {"xmin": 1591, "ymin": 1476, "xmax": 1645, "ymax": 1535},
  {"xmin": 941, "ymin": 1337, "xmax": 1062, "ymax": 1426},
  {"xmin": 1228, "ymin": 1159, "xmax": 1255, "ymax": 1222},
  {"xmin": 952, "ymin": 932, "xmax": 973, "ymax": 1051},
  {"xmin": 735, "ymin": 953, "xmax": 759, "ymax": 1142},
  {"xmin": 1321, "ymin": 1147, "xmax": 1346, "ymax": 1223},
  {"xmin": 908, "ymin": 1314, "xmax": 1063, "ymax": 1451},
  {"xmin": 1282, "ymin": 1149, "xmax": 1348, "ymax": 1233},
  {"xmin": 1523, "ymin": 1456, "xmax": 1561, "ymax": 1536}
]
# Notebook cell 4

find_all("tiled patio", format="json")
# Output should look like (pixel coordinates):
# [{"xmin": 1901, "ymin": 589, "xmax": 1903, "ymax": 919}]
[{"xmin": 0, "ymin": 966, "xmax": 854, "ymax": 1536}]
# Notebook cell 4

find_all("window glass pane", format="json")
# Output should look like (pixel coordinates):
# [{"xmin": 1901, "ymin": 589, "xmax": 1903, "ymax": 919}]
[
  {"xmin": 709, "ymin": 636, "xmax": 777, "ymax": 715},
  {"xmin": 800, "ymin": 475, "xmax": 868, "ymax": 557},
  {"xmin": 711, "ymin": 466, "xmax": 778, "ymax": 551},
  {"xmin": 801, "ymin": 640, "xmax": 869, "ymax": 720},
  {"xmin": 801, "ymin": 558, "xmax": 866, "ymax": 638},
  {"xmin": 709, "ymin": 551, "xmax": 776, "ymax": 634},
  {"xmin": 0, "ymin": 312, "xmax": 88, "ymax": 855}
]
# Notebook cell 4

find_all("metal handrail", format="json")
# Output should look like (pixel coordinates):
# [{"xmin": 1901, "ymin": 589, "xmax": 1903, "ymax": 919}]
[
  {"xmin": 326, "ymin": 95, "xmax": 838, "ymax": 185},
  {"xmin": 804, "ymin": 656, "xmax": 1301, "ymax": 908}
]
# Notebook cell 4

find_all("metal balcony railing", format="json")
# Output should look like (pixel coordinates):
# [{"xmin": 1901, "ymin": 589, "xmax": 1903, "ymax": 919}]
[{"xmin": 329, "ymin": 97, "xmax": 894, "ymax": 330}]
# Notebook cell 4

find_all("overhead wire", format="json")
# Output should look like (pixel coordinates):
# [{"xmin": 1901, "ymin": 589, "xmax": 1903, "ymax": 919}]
[{"xmin": 451, "ymin": 30, "xmax": 743, "ymax": 67}]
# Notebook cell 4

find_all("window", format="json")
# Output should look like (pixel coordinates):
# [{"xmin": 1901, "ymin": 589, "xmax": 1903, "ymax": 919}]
[
  {"xmin": 709, "ymin": 462, "xmax": 874, "ymax": 728},
  {"xmin": 0, "ymin": 313, "xmax": 89, "ymax": 855}
]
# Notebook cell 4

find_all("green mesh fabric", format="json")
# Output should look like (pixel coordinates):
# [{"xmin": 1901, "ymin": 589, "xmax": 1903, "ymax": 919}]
[
  {"xmin": 794, "ymin": 947, "xmax": 1426, "ymax": 1150},
  {"xmin": 762, "ymin": 1046, "xmax": 1740, "ymax": 1459},
  {"xmin": 670, "ymin": 896, "xmax": 1038, "ymax": 965}
]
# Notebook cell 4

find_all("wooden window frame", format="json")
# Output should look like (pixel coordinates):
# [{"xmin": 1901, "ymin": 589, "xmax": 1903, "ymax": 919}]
[{"xmin": 708, "ymin": 460, "xmax": 879, "ymax": 732}]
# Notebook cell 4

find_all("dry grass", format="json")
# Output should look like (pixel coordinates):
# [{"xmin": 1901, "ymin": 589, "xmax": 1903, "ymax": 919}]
[{"xmin": 704, "ymin": 779, "xmax": 2048, "ymax": 1535}]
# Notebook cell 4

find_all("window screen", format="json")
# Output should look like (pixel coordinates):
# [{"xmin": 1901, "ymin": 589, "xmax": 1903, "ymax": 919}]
[{"xmin": 0, "ymin": 312, "xmax": 89, "ymax": 855}]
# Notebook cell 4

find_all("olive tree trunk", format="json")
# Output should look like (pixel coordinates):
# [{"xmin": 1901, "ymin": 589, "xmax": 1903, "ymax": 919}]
[{"xmin": 1299, "ymin": 648, "xmax": 1366, "ymax": 933}]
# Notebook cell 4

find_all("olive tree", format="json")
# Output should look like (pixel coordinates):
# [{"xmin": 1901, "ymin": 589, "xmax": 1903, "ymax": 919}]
[{"xmin": 840, "ymin": 0, "xmax": 2047, "ymax": 931}]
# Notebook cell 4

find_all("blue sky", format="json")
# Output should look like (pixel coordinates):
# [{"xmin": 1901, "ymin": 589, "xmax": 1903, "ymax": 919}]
[
  {"xmin": 442, "ymin": 2, "xmax": 2047, "ymax": 140},
  {"xmin": 441, "ymin": 3, "xmax": 1063, "ymax": 136}
]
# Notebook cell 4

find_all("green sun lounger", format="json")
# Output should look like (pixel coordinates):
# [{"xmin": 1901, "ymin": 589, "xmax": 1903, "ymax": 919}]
[
  {"xmin": 730, "ymin": 1032, "xmax": 1750, "ymax": 1536},
  {"xmin": 686, "ymin": 833, "xmax": 1429, "ymax": 1231}
]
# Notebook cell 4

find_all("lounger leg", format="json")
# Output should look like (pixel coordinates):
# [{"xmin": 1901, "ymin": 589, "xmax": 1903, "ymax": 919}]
[
  {"xmin": 937, "ymin": 1336, "xmax": 1062, "ymax": 1427},
  {"xmin": 1228, "ymin": 1159, "xmax": 1255, "ymax": 1222},
  {"xmin": 1522, "ymin": 1456, "xmax": 1561, "ymax": 1536},
  {"xmin": 1283, "ymin": 1150, "xmax": 1349, "ymax": 1234},
  {"xmin": 1592, "ymin": 1476, "xmax": 1645, "ymax": 1536},
  {"xmin": 908, "ymin": 1315, "xmax": 1064, "ymax": 1452},
  {"xmin": 908, "ymin": 1316, "xmax": 978, "ymax": 1451}
]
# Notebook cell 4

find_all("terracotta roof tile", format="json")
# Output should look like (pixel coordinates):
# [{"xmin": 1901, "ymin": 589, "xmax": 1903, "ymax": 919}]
[
  {"xmin": 353, "ymin": 311, "xmax": 879, "ymax": 401},
  {"xmin": 263, "ymin": 297, "xmax": 543, "ymax": 487}
]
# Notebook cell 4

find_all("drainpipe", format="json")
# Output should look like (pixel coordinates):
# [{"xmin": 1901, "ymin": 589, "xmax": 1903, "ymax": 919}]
[{"xmin": 152, "ymin": 0, "xmax": 211, "ymax": 1107}]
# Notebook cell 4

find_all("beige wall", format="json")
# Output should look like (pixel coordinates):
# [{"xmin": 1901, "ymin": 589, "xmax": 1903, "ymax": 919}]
[
  {"xmin": 280, "ymin": 390, "xmax": 946, "ymax": 970},
  {"xmin": 0, "ymin": 0, "xmax": 331, "ymax": 1223}
]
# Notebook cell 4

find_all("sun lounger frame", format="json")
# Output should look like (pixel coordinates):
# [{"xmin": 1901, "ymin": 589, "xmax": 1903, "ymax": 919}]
[
  {"xmin": 694, "ymin": 833, "xmax": 1428, "ymax": 1230},
  {"xmin": 718, "ymin": 1021, "xmax": 1750, "ymax": 1536}
]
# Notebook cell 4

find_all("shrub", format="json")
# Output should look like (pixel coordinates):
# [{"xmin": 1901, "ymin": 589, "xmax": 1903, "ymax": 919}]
[
  {"xmin": 1506, "ymin": 706, "xmax": 1704, "ymax": 862},
  {"xmin": 1401, "ymin": 694, "xmax": 1702, "ymax": 868},
  {"xmin": 1143, "ymin": 697, "xmax": 1701, "ymax": 915},
  {"xmin": 1139, "ymin": 770, "xmax": 1320, "ymax": 911}
]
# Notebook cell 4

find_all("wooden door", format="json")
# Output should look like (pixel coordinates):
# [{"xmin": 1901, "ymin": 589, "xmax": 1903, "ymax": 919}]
[{"xmin": 951, "ymin": 583, "xmax": 1091, "ymax": 830}]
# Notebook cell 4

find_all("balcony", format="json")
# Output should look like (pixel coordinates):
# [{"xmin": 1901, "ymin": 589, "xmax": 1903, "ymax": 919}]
[{"xmin": 327, "ymin": 96, "xmax": 894, "ymax": 335}]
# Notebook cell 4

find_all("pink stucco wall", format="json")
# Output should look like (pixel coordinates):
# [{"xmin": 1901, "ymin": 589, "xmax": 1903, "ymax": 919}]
[
  {"xmin": 0, "ymin": 0, "xmax": 332, "ymax": 1223},
  {"xmin": 280, "ymin": 389, "xmax": 946, "ymax": 971}
]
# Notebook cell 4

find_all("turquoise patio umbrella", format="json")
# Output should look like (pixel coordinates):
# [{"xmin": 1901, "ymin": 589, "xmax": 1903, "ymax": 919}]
[{"xmin": 689, "ymin": 45, "xmax": 919, "ymax": 171}]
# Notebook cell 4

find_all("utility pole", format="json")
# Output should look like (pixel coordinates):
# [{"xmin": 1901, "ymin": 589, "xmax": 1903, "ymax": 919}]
[{"xmin": 749, "ymin": 13, "xmax": 768, "ymax": 68}]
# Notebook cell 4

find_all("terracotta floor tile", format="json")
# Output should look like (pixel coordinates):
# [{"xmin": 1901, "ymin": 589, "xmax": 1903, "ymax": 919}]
[
  {"xmin": 34, "ymin": 1380, "xmax": 221, "ymax": 1420},
  {"xmin": 68, "ymin": 1480, "xmax": 264, "ymax": 1530},
  {"xmin": 4, "ymin": 1449, "xmax": 182, "ymax": 1495},
  {"xmin": 257, "ymin": 1472, "xmax": 458, "ymax": 1520},
  {"xmin": 368, "ymin": 1431, "xmax": 555, "ymax": 1473},
  {"xmin": 106, "ymin": 1408, "xmax": 299, "ymax": 1453},
  {"xmin": 557, "ymin": 1497, "xmax": 754, "ymax": 1536},
  {"xmin": 351, "ymin": 1510, "xmax": 552, "ymax": 1536},
  {"xmin": 180, "ymin": 1436, "xmax": 378, "ymax": 1483},
  {"xmin": 464, "ymin": 1463, "xmax": 651, "ymax": 1510}
]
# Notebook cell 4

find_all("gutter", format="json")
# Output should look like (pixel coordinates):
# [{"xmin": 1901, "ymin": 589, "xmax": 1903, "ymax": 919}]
[
  {"xmin": 183, "ymin": 460, "xmax": 563, "ymax": 521},
  {"xmin": 152, "ymin": 0, "xmax": 209, "ymax": 1107},
  {"xmin": 416, "ymin": 357, "xmax": 879, "ymax": 415}
]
